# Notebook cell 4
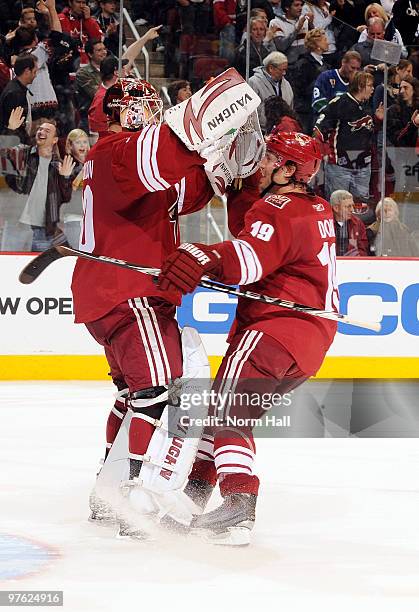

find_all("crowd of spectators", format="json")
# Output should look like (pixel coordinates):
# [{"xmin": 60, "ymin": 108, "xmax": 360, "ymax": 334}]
[{"xmin": 0, "ymin": 0, "xmax": 418, "ymax": 255}]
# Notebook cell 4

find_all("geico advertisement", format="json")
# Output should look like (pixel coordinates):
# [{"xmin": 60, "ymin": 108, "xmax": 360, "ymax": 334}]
[{"xmin": 0, "ymin": 255, "xmax": 418, "ymax": 356}]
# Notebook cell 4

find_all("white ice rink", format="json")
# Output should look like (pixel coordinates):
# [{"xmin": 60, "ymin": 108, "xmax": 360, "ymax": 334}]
[{"xmin": 1, "ymin": 381, "xmax": 419, "ymax": 612}]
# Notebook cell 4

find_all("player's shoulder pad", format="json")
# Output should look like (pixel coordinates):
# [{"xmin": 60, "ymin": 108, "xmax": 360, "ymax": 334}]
[
  {"xmin": 263, "ymin": 193, "xmax": 291, "ymax": 210},
  {"xmin": 329, "ymin": 96, "xmax": 340, "ymax": 105}
]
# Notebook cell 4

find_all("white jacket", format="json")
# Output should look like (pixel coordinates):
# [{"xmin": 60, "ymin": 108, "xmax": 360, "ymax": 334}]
[{"xmin": 248, "ymin": 66, "xmax": 294, "ymax": 132}]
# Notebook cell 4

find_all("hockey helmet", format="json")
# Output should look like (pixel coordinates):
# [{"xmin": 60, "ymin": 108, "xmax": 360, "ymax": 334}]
[
  {"xmin": 265, "ymin": 130, "xmax": 322, "ymax": 183},
  {"xmin": 103, "ymin": 77, "xmax": 163, "ymax": 130}
]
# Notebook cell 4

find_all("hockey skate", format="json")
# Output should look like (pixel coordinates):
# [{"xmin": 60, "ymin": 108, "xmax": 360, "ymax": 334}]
[
  {"xmin": 159, "ymin": 479, "xmax": 214, "ymax": 535},
  {"xmin": 191, "ymin": 493, "xmax": 257, "ymax": 546}
]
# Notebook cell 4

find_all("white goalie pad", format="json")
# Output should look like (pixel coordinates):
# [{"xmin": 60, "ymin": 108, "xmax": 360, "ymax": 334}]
[
  {"xmin": 94, "ymin": 409, "xmax": 131, "ymax": 495},
  {"xmin": 133, "ymin": 326, "xmax": 210, "ymax": 495},
  {"xmin": 94, "ymin": 326, "xmax": 210, "ymax": 526},
  {"xmin": 164, "ymin": 68, "xmax": 261, "ymax": 154}
]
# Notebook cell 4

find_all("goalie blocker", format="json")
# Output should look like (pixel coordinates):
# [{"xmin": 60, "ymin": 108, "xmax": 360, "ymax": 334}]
[{"xmin": 164, "ymin": 69, "xmax": 265, "ymax": 196}]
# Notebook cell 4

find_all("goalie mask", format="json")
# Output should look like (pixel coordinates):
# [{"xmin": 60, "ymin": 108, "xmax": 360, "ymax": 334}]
[
  {"xmin": 265, "ymin": 130, "xmax": 322, "ymax": 184},
  {"xmin": 103, "ymin": 77, "xmax": 163, "ymax": 130}
]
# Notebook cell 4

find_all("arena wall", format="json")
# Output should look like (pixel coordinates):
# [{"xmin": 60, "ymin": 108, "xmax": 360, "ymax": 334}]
[{"xmin": 1, "ymin": 255, "xmax": 418, "ymax": 379}]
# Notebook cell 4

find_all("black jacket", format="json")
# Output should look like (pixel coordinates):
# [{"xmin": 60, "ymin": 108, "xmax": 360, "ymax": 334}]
[
  {"xmin": 314, "ymin": 92, "xmax": 376, "ymax": 169},
  {"xmin": 3, "ymin": 145, "xmax": 73, "ymax": 236},
  {"xmin": 392, "ymin": 0, "xmax": 419, "ymax": 46},
  {"xmin": 0, "ymin": 78, "xmax": 31, "ymax": 143},
  {"xmin": 293, "ymin": 52, "xmax": 328, "ymax": 132},
  {"xmin": 387, "ymin": 100, "xmax": 419, "ymax": 147}
]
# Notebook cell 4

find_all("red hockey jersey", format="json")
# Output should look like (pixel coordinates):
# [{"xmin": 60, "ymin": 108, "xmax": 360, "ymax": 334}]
[
  {"xmin": 58, "ymin": 8, "xmax": 103, "ymax": 65},
  {"xmin": 71, "ymin": 124, "xmax": 212, "ymax": 323},
  {"xmin": 216, "ymin": 188, "xmax": 338, "ymax": 374}
]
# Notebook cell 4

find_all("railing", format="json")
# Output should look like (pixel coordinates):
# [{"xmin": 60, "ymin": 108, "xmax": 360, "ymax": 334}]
[
  {"xmin": 206, "ymin": 197, "xmax": 229, "ymax": 242},
  {"xmin": 160, "ymin": 86, "xmax": 171, "ymax": 107}
]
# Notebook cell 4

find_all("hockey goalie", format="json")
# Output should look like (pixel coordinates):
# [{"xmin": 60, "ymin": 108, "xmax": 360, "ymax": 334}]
[{"xmin": 70, "ymin": 70, "xmax": 264, "ymax": 539}]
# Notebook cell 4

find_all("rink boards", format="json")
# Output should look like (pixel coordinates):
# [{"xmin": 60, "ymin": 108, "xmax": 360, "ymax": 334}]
[{"xmin": 0, "ymin": 254, "xmax": 418, "ymax": 379}]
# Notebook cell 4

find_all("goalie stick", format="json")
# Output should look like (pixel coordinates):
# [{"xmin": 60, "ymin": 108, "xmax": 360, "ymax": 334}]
[{"xmin": 18, "ymin": 245, "xmax": 381, "ymax": 332}]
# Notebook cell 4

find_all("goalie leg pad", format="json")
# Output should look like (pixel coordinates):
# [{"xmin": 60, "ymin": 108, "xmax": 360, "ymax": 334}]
[
  {"xmin": 126, "ymin": 327, "xmax": 212, "ymax": 525},
  {"xmin": 127, "ymin": 385, "xmax": 168, "ymax": 466},
  {"xmin": 98, "ymin": 327, "xmax": 212, "ymax": 528}
]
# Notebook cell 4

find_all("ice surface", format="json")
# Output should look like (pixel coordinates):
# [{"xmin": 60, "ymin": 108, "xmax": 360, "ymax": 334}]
[{"xmin": 1, "ymin": 382, "xmax": 419, "ymax": 612}]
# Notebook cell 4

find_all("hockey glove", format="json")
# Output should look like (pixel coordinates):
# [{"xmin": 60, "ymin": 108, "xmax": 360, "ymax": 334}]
[{"xmin": 158, "ymin": 243, "xmax": 221, "ymax": 294}]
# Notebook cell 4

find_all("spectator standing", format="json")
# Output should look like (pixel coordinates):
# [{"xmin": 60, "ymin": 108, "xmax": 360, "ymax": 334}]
[
  {"xmin": 60, "ymin": 128, "xmax": 90, "ymax": 247},
  {"xmin": 88, "ymin": 56, "xmax": 128, "ymax": 137},
  {"xmin": 357, "ymin": 3, "xmax": 406, "ymax": 52},
  {"xmin": 312, "ymin": 50, "xmax": 361, "ymax": 120},
  {"xmin": 387, "ymin": 76, "xmax": 419, "ymax": 147},
  {"xmin": 329, "ymin": 0, "xmax": 365, "ymax": 53},
  {"xmin": 387, "ymin": 76, "xmax": 419, "ymax": 226},
  {"xmin": 234, "ymin": 16, "xmax": 270, "ymax": 77},
  {"xmin": 330, "ymin": 189, "xmax": 368, "ymax": 256},
  {"xmin": 264, "ymin": 94, "xmax": 302, "ymax": 133},
  {"xmin": 96, "ymin": 0, "xmax": 124, "ymax": 58},
  {"xmin": 213, "ymin": 0, "xmax": 237, "ymax": 64},
  {"xmin": 30, "ymin": 1, "xmax": 55, "ymax": 40},
  {"xmin": 293, "ymin": 28, "xmax": 329, "ymax": 133},
  {"xmin": 267, "ymin": 0, "xmax": 314, "ymax": 83},
  {"xmin": 236, "ymin": 2, "xmax": 274, "ymax": 39},
  {"xmin": 75, "ymin": 38, "xmax": 107, "ymax": 131},
  {"xmin": 301, "ymin": 0, "xmax": 338, "ymax": 67},
  {"xmin": 19, "ymin": 7, "xmax": 38, "ymax": 32},
  {"xmin": 248, "ymin": 50, "xmax": 293, "ymax": 132},
  {"xmin": 4, "ymin": 109, "xmax": 75, "ymax": 251},
  {"xmin": 314, "ymin": 71, "xmax": 384, "ymax": 200},
  {"xmin": 12, "ymin": 0, "xmax": 63, "ymax": 121},
  {"xmin": 0, "ymin": 54, "xmax": 38, "ymax": 143},
  {"xmin": 372, "ymin": 60, "xmax": 413, "ymax": 111},
  {"xmin": 351, "ymin": 17, "xmax": 387, "ymax": 87},
  {"xmin": 58, "ymin": 0, "xmax": 103, "ymax": 65}
]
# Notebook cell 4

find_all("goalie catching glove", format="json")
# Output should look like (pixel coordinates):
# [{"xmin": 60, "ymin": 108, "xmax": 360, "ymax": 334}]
[{"xmin": 157, "ymin": 243, "xmax": 221, "ymax": 294}]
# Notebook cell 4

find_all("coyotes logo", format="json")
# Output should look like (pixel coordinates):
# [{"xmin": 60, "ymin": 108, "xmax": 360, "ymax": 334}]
[{"xmin": 348, "ymin": 115, "xmax": 373, "ymax": 132}]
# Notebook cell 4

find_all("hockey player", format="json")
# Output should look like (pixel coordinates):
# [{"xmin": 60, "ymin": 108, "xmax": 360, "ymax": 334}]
[
  {"xmin": 157, "ymin": 131, "xmax": 339, "ymax": 545},
  {"xmin": 71, "ymin": 72, "xmax": 261, "ymax": 537}
]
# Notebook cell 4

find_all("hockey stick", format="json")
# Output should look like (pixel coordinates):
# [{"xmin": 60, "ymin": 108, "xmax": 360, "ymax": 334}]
[{"xmin": 18, "ymin": 245, "xmax": 381, "ymax": 332}]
